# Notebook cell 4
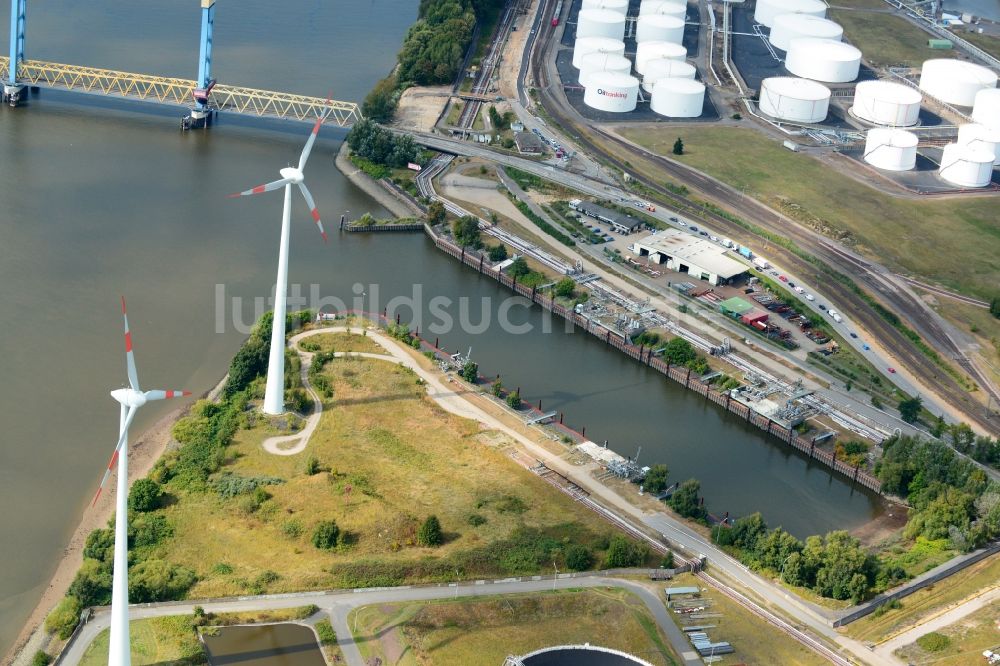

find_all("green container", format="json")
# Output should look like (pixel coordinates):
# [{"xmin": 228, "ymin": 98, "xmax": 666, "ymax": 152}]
[{"xmin": 928, "ymin": 39, "xmax": 954, "ymax": 49}]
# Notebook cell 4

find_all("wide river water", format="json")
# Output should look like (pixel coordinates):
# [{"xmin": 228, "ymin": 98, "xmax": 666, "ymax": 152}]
[{"xmin": 0, "ymin": 0, "xmax": 880, "ymax": 654}]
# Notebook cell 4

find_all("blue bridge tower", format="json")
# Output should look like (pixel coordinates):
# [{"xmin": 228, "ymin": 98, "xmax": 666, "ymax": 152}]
[
  {"xmin": 184, "ymin": 0, "xmax": 216, "ymax": 128},
  {"xmin": 5, "ymin": 0, "xmax": 26, "ymax": 105}
]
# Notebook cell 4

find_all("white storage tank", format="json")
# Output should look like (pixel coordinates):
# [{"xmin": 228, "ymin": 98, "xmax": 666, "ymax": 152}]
[
  {"xmin": 635, "ymin": 41, "xmax": 687, "ymax": 74},
  {"xmin": 939, "ymin": 142, "xmax": 995, "ymax": 188},
  {"xmin": 642, "ymin": 58, "xmax": 696, "ymax": 92},
  {"xmin": 919, "ymin": 59, "xmax": 998, "ymax": 107},
  {"xmin": 572, "ymin": 37, "xmax": 626, "ymax": 68},
  {"xmin": 769, "ymin": 15, "xmax": 843, "ymax": 51},
  {"xmin": 759, "ymin": 76, "xmax": 831, "ymax": 123},
  {"xmin": 651, "ymin": 78, "xmax": 706, "ymax": 117},
  {"xmin": 785, "ymin": 38, "xmax": 861, "ymax": 83},
  {"xmin": 584, "ymin": 72, "xmax": 640, "ymax": 112},
  {"xmin": 851, "ymin": 80, "xmax": 922, "ymax": 127},
  {"xmin": 639, "ymin": 0, "xmax": 688, "ymax": 17},
  {"xmin": 863, "ymin": 128, "xmax": 918, "ymax": 171},
  {"xmin": 972, "ymin": 88, "xmax": 1000, "ymax": 129},
  {"xmin": 754, "ymin": 0, "xmax": 826, "ymax": 28},
  {"xmin": 636, "ymin": 14, "xmax": 685, "ymax": 43},
  {"xmin": 577, "ymin": 8, "xmax": 628, "ymax": 40},
  {"xmin": 579, "ymin": 52, "xmax": 633, "ymax": 88},
  {"xmin": 582, "ymin": 0, "xmax": 629, "ymax": 11},
  {"xmin": 957, "ymin": 123, "xmax": 1000, "ymax": 164}
]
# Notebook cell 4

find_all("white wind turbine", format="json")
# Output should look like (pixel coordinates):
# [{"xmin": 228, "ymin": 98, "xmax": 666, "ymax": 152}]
[
  {"xmin": 229, "ymin": 100, "xmax": 331, "ymax": 415},
  {"xmin": 91, "ymin": 298, "xmax": 191, "ymax": 666}
]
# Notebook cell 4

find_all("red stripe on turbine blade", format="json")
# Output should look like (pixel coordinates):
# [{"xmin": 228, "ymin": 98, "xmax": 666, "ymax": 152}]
[
  {"xmin": 166, "ymin": 391, "xmax": 175, "ymax": 398},
  {"xmin": 108, "ymin": 450, "xmax": 119, "ymax": 470},
  {"xmin": 252, "ymin": 184, "xmax": 266, "ymax": 194},
  {"xmin": 120, "ymin": 296, "xmax": 127, "ymax": 314},
  {"xmin": 91, "ymin": 488, "xmax": 103, "ymax": 507},
  {"xmin": 311, "ymin": 208, "xmax": 321, "ymax": 222},
  {"xmin": 182, "ymin": 391, "xmax": 192, "ymax": 397},
  {"xmin": 124, "ymin": 331, "xmax": 133, "ymax": 352},
  {"xmin": 321, "ymin": 231, "xmax": 329, "ymax": 243}
]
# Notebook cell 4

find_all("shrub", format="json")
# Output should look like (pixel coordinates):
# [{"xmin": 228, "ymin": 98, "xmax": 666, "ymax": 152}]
[
  {"xmin": 604, "ymin": 535, "xmax": 649, "ymax": 568},
  {"xmin": 461, "ymin": 360, "xmax": 479, "ymax": 383},
  {"xmin": 213, "ymin": 473, "xmax": 284, "ymax": 498},
  {"xmin": 128, "ymin": 559, "xmax": 197, "ymax": 603},
  {"xmin": 488, "ymin": 244, "xmax": 508, "ymax": 262},
  {"xmin": 491, "ymin": 378, "xmax": 503, "ymax": 397},
  {"xmin": 566, "ymin": 545, "xmax": 593, "ymax": 571},
  {"xmin": 643, "ymin": 464, "xmax": 670, "ymax": 494},
  {"xmin": 662, "ymin": 551, "xmax": 675, "ymax": 568},
  {"xmin": 467, "ymin": 513, "xmax": 487, "ymax": 526},
  {"xmin": 506, "ymin": 390, "xmax": 521, "ymax": 409},
  {"xmin": 305, "ymin": 456, "xmax": 321, "ymax": 475},
  {"xmin": 31, "ymin": 651, "xmax": 52, "ymax": 666},
  {"xmin": 68, "ymin": 559, "xmax": 112, "ymax": 607},
  {"xmin": 315, "ymin": 618, "xmax": 337, "ymax": 645},
  {"xmin": 282, "ymin": 519, "xmax": 304, "ymax": 539},
  {"xmin": 916, "ymin": 632, "xmax": 950, "ymax": 652},
  {"xmin": 45, "ymin": 596, "xmax": 82, "ymax": 639},
  {"xmin": 667, "ymin": 479, "xmax": 706, "ymax": 521},
  {"xmin": 418, "ymin": 515, "xmax": 444, "ymax": 546},
  {"xmin": 83, "ymin": 527, "xmax": 115, "ymax": 564},
  {"xmin": 129, "ymin": 478, "xmax": 162, "ymax": 512},
  {"xmin": 312, "ymin": 520, "xmax": 341, "ymax": 550}
]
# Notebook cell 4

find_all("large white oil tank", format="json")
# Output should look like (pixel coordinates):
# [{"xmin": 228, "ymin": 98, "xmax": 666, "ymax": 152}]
[
  {"xmin": 582, "ymin": 0, "xmax": 629, "ymax": 11},
  {"xmin": 939, "ymin": 142, "xmax": 995, "ymax": 188},
  {"xmin": 754, "ymin": 0, "xmax": 826, "ymax": 28},
  {"xmin": 759, "ymin": 76, "xmax": 830, "ymax": 122},
  {"xmin": 572, "ymin": 37, "xmax": 626, "ymax": 68},
  {"xmin": 769, "ymin": 15, "xmax": 843, "ymax": 51},
  {"xmin": 972, "ymin": 88, "xmax": 1000, "ymax": 129},
  {"xmin": 957, "ymin": 123, "xmax": 1000, "ymax": 164},
  {"xmin": 639, "ymin": 0, "xmax": 688, "ymax": 17},
  {"xmin": 635, "ymin": 41, "xmax": 687, "ymax": 75},
  {"xmin": 863, "ymin": 128, "xmax": 918, "ymax": 171},
  {"xmin": 642, "ymin": 58, "xmax": 696, "ymax": 92},
  {"xmin": 579, "ymin": 52, "xmax": 633, "ymax": 88},
  {"xmin": 651, "ymin": 78, "xmax": 706, "ymax": 117},
  {"xmin": 919, "ymin": 59, "xmax": 998, "ymax": 107},
  {"xmin": 584, "ymin": 72, "xmax": 640, "ymax": 112},
  {"xmin": 636, "ymin": 14, "xmax": 685, "ymax": 43},
  {"xmin": 577, "ymin": 8, "xmax": 627, "ymax": 40},
  {"xmin": 785, "ymin": 38, "xmax": 861, "ymax": 83},
  {"xmin": 851, "ymin": 80, "xmax": 922, "ymax": 127}
]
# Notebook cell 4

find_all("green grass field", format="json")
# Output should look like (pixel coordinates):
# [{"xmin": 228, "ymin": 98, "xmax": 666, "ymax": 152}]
[
  {"xmin": 843, "ymin": 553, "xmax": 1000, "ymax": 642},
  {"xmin": 894, "ymin": 600, "xmax": 1000, "ymax": 665},
  {"xmin": 153, "ymin": 347, "xmax": 644, "ymax": 598},
  {"xmin": 618, "ymin": 126, "xmax": 1000, "ymax": 301},
  {"xmin": 950, "ymin": 28, "xmax": 1000, "ymax": 60},
  {"xmin": 80, "ymin": 616, "xmax": 204, "ymax": 666},
  {"xmin": 302, "ymin": 330, "xmax": 384, "ymax": 355},
  {"xmin": 830, "ymin": 12, "xmax": 938, "ymax": 67},
  {"xmin": 348, "ymin": 588, "xmax": 677, "ymax": 666}
]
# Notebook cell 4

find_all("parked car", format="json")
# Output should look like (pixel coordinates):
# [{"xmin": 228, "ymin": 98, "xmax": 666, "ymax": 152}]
[
  {"xmin": 850, "ymin": 332, "xmax": 858, "ymax": 338},
  {"xmin": 779, "ymin": 275, "xmax": 788, "ymax": 282},
  {"xmin": 689, "ymin": 225, "xmax": 698, "ymax": 232},
  {"xmin": 669, "ymin": 216, "xmax": 679, "ymax": 222},
  {"xmin": 788, "ymin": 281, "xmax": 796, "ymax": 288},
  {"xmin": 887, "ymin": 367, "xmax": 896, "ymax": 374},
  {"xmin": 805, "ymin": 293, "xmax": 815, "ymax": 301},
  {"xmin": 699, "ymin": 231, "xmax": 708, "ymax": 236},
  {"xmin": 818, "ymin": 304, "xmax": 827, "ymax": 310},
  {"xmin": 710, "ymin": 235, "xmax": 720, "ymax": 242},
  {"xmin": 794, "ymin": 286, "xmax": 804, "ymax": 294}
]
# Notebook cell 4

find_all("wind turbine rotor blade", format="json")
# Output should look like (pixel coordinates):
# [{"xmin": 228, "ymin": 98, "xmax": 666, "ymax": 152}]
[
  {"xmin": 90, "ymin": 406, "xmax": 139, "ymax": 507},
  {"xmin": 121, "ymin": 296, "xmax": 140, "ymax": 391},
  {"xmin": 144, "ymin": 389, "xmax": 192, "ymax": 401},
  {"xmin": 297, "ymin": 183, "xmax": 327, "ymax": 242},
  {"xmin": 227, "ymin": 178, "xmax": 292, "ymax": 198},
  {"xmin": 297, "ymin": 91, "xmax": 333, "ymax": 169}
]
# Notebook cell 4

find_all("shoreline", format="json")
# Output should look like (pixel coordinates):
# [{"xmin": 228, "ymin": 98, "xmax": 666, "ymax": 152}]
[
  {"xmin": 333, "ymin": 142, "xmax": 423, "ymax": 220},
  {"xmin": 4, "ymin": 375, "xmax": 227, "ymax": 666}
]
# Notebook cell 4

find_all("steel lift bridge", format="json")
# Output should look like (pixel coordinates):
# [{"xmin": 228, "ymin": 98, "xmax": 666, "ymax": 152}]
[{"xmin": 1, "ymin": 0, "xmax": 361, "ymax": 129}]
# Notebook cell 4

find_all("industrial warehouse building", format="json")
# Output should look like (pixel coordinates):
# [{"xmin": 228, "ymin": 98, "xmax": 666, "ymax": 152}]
[
  {"xmin": 569, "ymin": 199, "xmax": 644, "ymax": 234},
  {"xmin": 629, "ymin": 229, "xmax": 749, "ymax": 285}
]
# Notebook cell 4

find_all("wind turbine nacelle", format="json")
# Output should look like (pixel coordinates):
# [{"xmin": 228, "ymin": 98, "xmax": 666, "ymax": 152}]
[
  {"xmin": 279, "ymin": 167, "xmax": 304, "ymax": 183},
  {"xmin": 111, "ymin": 388, "xmax": 147, "ymax": 408}
]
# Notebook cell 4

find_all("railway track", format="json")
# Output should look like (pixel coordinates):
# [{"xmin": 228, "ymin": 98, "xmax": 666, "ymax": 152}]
[
  {"xmin": 527, "ymin": 14, "xmax": 998, "ymax": 433},
  {"xmin": 457, "ymin": 1, "xmax": 518, "ymax": 129},
  {"xmin": 899, "ymin": 276, "xmax": 990, "ymax": 309}
]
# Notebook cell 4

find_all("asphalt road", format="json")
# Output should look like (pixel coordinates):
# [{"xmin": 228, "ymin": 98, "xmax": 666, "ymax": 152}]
[{"xmin": 60, "ymin": 575, "xmax": 702, "ymax": 666}]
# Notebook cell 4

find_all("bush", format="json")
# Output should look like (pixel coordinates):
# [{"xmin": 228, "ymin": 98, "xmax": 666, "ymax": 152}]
[
  {"xmin": 667, "ymin": 479, "xmax": 706, "ymax": 521},
  {"xmin": 68, "ymin": 559, "xmax": 112, "ymax": 607},
  {"xmin": 488, "ymin": 244, "xmax": 508, "ymax": 262},
  {"xmin": 315, "ymin": 618, "xmax": 337, "ymax": 645},
  {"xmin": 312, "ymin": 520, "xmax": 341, "ymax": 550},
  {"xmin": 282, "ymin": 519, "xmax": 304, "ymax": 539},
  {"xmin": 128, "ymin": 559, "xmax": 197, "ymax": 603},
  {"xmin": 418, "ymin": 515, "xmax": 444, "ymax": 546},
  {"xmin": 305, "ymin": 455, "xmax": 321, "ymax": 475},
  {"xmin": 566, "ymin": 545, "xmax": 593, "ymax": 571},
  {"xmin": 467, "ymin": 513, "xmax": 487, "ymax": 526},
  {"xmin": 83, "ymin": 528, "xmax": 115, "ymax": 564},
  {"xmin": 491, "ymin": 378, "xmax": 503, "ymax": 397},
  {"xmin": 916, "ymin": 632, "xmax": 950, "ymax": 652},
  {"xmin": 45, "ymin": 596, "xmax": 82, "ymax": 639},
  {"xmin": 31, "ymin": 651, "xmax": 52, "ymax": 666},
  {"xmin": 554, "ymin": 277, "xmax": 576, "ymax": 299},
  {"xmin": 452, "ymin": 215, "xmax": 482, "ymax": 248},
  {"xmin": 506, "ymin": 390, "xmax": 521, "ymax": 409},
  {"xmin": 643, "ymin": 464, "xmax": 670, "ymax": 494},
  {"xmin": 662, "ymin": 551, "xmax": 675, "ymax": 568},
  {"xmin": 461, "ymin": 360, "xmax": 479, "ymax": 383},
  {"xmin": 129, "ymin": 478, "xmax": 162, "ymax": 512},
  {"xmin": 604, "ymin": 535, "xmax": 649, "ymax": 568}
]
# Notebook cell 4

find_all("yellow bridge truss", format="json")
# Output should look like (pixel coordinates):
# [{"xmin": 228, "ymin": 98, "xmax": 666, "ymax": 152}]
[{"xmin": 0, "ymin": 57, "xmax": 362, "ymax": 126}]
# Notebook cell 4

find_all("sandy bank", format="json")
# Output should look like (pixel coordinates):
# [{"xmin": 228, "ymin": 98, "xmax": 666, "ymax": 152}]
[{"xmin": 334, "ymin": 143, "xmax": 423, "ymax": 219}]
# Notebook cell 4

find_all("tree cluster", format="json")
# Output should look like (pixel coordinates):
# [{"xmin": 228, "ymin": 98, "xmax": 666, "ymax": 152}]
[
  {"xmin": 660, "ymin": 338, "xmax": 710, "ymax": 375},
  {"xmin": 667, "ymin": 478, "xmax": 707, "ymax": 521},
  {"xmin": 451, "ymin": 215, "xmax": 482, "ymax": 248},
  {"xmin": 346, "ymin": 118, "xmax": 420, "ymax": 169},
  {"xmin": 397, "ymin": 0, "xmax": 477, "ymax": 85},
  {"xmin": 712, "ymin": 513, "xmax": 878, "ymax": 603}
]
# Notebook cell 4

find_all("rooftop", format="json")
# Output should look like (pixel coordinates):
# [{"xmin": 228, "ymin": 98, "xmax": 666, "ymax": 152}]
[{"xmin": 632, "ymin": 229, "xmax": 749, "ymax": 278}]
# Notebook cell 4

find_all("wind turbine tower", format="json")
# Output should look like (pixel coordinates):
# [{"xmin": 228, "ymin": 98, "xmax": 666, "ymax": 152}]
[
  {"xmin": 92, "ymin": 298, "xmax": 190, "ymax": 666},
  {"xmin": 230, "ymin": 101, "xmax": 330, "ymax": 415}
]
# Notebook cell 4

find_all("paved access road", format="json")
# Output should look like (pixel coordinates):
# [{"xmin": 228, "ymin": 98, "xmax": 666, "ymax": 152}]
[{"xmin": 60, "ymin": 576, "xmax": 702, "ymax": 666}]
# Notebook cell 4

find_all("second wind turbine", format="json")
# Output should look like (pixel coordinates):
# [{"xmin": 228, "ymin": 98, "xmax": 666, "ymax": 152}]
[{"xmin": 230, "ymin": 103, "xmax": 331, "ymax": 415}]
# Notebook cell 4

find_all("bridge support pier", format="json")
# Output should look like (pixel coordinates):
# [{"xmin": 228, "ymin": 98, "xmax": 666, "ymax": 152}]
[
  {"xmin": 6, "ymin": 0, "xmax": 26, "ymax": 106},
  {"xmin": 183, "ymin": 0, "xmax": 216, "ymax": 130}
]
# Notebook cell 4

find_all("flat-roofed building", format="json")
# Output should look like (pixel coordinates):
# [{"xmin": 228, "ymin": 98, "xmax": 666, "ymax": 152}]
[
  {"xmin": 569, "ymin": 199, "xmax": 645, "ymax": 234},
  {"xmin": 629, "ymin": 229, "xmax": 749, "ymax": 285},
  {"xmin": 514, "ymin": 131, "xmax": 544, "ymax": 154}
]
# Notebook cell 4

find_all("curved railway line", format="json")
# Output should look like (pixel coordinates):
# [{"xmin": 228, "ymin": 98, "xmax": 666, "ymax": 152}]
[{"xmin": 526, "ymin": 4, "xmax": 998, "ymax": 433}]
